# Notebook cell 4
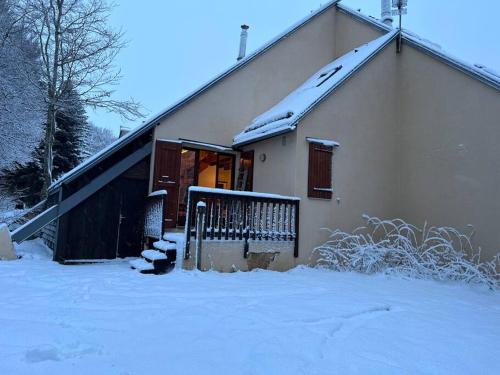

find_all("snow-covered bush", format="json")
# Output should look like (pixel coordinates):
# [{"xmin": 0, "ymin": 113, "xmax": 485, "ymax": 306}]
[{"xmin": 314, "ymin": 215, "xmax": 499, "ymax": 289}]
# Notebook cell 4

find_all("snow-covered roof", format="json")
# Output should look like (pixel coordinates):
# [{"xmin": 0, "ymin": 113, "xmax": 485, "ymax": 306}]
[
  {"xmin": 306, "ymin": 137, "xmax": 340, "ymax": 147},
  {"xmin": 233, "ymin": 31, "xmax": 398, "ymax": 147},
  {"xmin": 337, "ymin": 3, "xmax": 500, "ymax": 91},
  {"xmin": 48, "ymin": 0, "xmax": 341, "ymax": 193}
]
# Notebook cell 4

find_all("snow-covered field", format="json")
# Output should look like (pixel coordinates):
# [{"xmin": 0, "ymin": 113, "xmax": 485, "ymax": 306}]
[{"xmin": 1, "ymin": 241, "xmax": 499, "ymax": 374}]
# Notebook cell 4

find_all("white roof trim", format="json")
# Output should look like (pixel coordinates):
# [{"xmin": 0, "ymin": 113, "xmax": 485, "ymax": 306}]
[
  {"xmin": 189, "ymin": 186, "xmax": 300, "ymax": 201},
  {"xmin": 178, "ymin": 139, "xmax": 234, "ymax": 153},
  {"xmin": 337, "ymin": 3, "xmax": 500, "ymax": 91},
  {"xmin": 306, "ymin": 137, "xmax": 340, "ymax": 147}
]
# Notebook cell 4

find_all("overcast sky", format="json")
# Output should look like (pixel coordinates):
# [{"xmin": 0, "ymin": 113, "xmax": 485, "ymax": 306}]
[{"xmin": 90, "ymin": 0, "xmax": 500, "ymax": 135}]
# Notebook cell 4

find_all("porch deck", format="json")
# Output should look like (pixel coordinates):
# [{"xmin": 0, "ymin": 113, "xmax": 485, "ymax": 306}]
[{"xmin": 136, "ymin": 186, "xmax": 300, "ymax": 273}]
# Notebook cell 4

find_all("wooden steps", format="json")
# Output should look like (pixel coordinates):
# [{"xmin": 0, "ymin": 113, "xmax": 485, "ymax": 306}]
[
  {"xmin": 141, "ymin": 249, "xmax": 167, "ymax": 261},
  {"xmin": 129, "ymin": 258, "xmax": 155, "ymax": 273},
  {"xmin": 130, "ymin": 237, "xmax": 179, "ymax": 274}
]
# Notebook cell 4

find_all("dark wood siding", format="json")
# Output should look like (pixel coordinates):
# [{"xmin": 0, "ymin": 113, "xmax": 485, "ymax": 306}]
[
  {"xmin": 54, "ymin": 157, "xmax": 150, "ymax": 261},
  {"xmin": 40, "ymin": 221, "xmax": 57, "ymax": 251},
  {"xmin": 308, "ymin": 142, "xmax": 333, "ymax": 199}
]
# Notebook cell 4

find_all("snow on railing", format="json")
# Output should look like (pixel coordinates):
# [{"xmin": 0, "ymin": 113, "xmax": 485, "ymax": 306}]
[
  {"xmin": 184, "ymin": 187, "xmax": 300, "ymax": 260},
  {"xmin": 143, "ymin": 190, "xmax": 167, "ymax": 240}
]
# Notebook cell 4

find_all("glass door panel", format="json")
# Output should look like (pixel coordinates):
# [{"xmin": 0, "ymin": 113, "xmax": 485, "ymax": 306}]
[
  {"xmin": 217, "ymin": 154, "xmax": 234, "ymax": 189},
  {"xmin": 198, "ymin": 150, "xmax": 217, "ymax": 188}
]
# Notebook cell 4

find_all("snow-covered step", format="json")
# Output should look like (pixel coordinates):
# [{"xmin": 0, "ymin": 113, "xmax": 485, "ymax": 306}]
[
  {"xmin": 153, "ymin": 240, "xmax": 176, "ymax": 252},
  {"xmin": 141, "ymin": 249, "xmax": 167, "ymax": 261},
  {"xmin": 163, "ymin": 232, "xmax": 185, "ymax": 243},
  {"xmin": 129, "ymin": 258, "xmax": 155, "ymax": 273}
]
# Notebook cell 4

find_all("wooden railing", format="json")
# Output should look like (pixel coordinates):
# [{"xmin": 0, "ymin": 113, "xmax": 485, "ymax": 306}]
[
  {"xmin": 7, "ymin": 199, "xmax": 48, "ymax": 230},
  {"xmin": 184, "ymin": 187, "xmax": 300, "ymax": 259},
  {"xmin": 143, "ymin": 190, "xmax": 167, "ymax": 240}
]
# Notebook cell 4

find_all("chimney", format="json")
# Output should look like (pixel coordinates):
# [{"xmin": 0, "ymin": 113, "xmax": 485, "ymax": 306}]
[
  {"xmin": 237, "ymin": 24, "xmax": 249, "ymax": 61},
  {"xmin": 381, "ymin": 0, "xmax": 393, "ymax": 26}
]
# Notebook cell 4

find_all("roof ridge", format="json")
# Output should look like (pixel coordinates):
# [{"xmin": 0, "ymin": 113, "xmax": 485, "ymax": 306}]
[{"xmin": 336, "ymin": 3, "xmax": 500, "ymax": 91}]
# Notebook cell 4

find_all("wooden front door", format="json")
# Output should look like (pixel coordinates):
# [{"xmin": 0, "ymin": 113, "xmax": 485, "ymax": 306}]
[
  {"xmin": 116, "ymin": 177, "xmax": 149, "ymax": 257},
  {"xmin": 153, "ymin": 140, "xmax": 182, "ymax": 228}
]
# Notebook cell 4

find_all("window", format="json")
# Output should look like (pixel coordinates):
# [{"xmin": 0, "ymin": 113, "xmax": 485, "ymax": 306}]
[{"xmin": 308, "ymin": 142, "xmax": 333, "ymax": 199}]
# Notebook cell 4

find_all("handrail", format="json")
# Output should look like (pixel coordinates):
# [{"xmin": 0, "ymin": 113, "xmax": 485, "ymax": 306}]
[
  {"xmin": 11, "ymin": 205, "xmax": 59, "ymax": 243},
  {"xmin": 143, "ymin": 190, "xmax": 167, "ymax": 240},
  {"xmin": 7, "ymin": 199, "xmax": 47, "ymax": 229},
  {"xmin": 184, "ymin": 187, "xmax": 300, "ymax": 260},
  {"xmin": 10, "ymin": 141, "xmax": 153, "ymax": 245}
]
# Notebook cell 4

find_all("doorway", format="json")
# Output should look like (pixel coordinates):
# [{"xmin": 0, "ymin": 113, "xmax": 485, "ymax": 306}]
[
  {"xmin": 177, "ymin": 148, "xmax": 235, "ymax": 226},
  {"xmin": 153, "ymin": 140, "xmax": 235, "ymax": 228}
]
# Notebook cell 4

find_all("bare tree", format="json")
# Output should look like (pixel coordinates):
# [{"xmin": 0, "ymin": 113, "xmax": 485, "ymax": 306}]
[
  {"xmin": 14, "ymin": 0, "xmax": 142, "ymax": 197},
  {"xmin": 82, "ymin": 122, "xmax": 116, "ymax": 158},
  {"xmin": 0, "ymin": 0, "xmax": 44, "ymax": 170}
]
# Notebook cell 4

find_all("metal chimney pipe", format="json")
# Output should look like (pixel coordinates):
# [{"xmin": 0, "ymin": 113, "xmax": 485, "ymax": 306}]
[
  {"xmin": 381, "ymin": 0, "xmax": 393, "ymax": 26},
  {"xmin": 237, "ymin": 24, "xmax": 249, "ymax": 61}
]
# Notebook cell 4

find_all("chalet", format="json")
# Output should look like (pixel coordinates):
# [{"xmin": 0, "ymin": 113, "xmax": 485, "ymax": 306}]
[{"xmin": 9, "ymin": 0, "xmax": 500, "ymax": 273}]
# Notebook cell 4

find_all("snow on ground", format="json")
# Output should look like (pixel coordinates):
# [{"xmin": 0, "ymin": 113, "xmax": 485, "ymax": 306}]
[{"xmin": 0, "ymin": 242, "xmax": 499, "ymax": 374}]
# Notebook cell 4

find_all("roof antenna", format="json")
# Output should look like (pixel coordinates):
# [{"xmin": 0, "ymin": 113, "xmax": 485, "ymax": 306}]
[
  {"xmin": 391, "ymin": 0, "xmax": 408, "ymax": 53},
  {"xmin": 237, "ymin": 25, "xmax": 249, "ymax": 61}
]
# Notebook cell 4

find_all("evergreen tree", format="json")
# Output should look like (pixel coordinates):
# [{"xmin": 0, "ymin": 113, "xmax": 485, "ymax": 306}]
[
  {"xmin": 0, "ymin": 149, "xmax": 44, "ymax": 207},
  {"xmin": 52, "ymin": 87, "xmax": 88, "ymax": 178},
  {"xmin": 0, "ymin": 86, "xmax": 88, "ymax": 206}
]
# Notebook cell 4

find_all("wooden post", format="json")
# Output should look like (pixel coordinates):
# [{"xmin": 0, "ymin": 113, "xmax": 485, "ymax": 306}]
[
  {"xmin": 294, "ymin": 201, "xmax": 300, "ymax": 258},
  {"xmin": 195, "ymin": 201, "xmax": 206, "ymax": 270}
]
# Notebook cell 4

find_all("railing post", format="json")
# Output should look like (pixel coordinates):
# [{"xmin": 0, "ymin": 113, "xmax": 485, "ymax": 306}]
[
  {"xmin": 184, "ymin": 191, "xmax": 193, "ymax": 260},
  {"xmin": 294, "ymin": 201, "xmax": 300, "ymax": 258},
  {"xmin": 195, "ymin": 201, "xmax": 206, "ymax": 270}
]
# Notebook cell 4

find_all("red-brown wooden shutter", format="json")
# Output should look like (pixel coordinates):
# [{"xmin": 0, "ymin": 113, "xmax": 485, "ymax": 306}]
[{"xmin": 308, "ymin": 142, "xmax": 333, "ymax": 199}]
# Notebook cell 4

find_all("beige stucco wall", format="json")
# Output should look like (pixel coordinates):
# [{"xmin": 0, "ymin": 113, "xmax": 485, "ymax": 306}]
[
  {"xmin": 153, "ymin": 6, "xmax": 338, "ymax": 148},
  {"xmin": 398, "ymin": 46, "xmax": 500, "ymax": 260},
  {"xmin": 148, "ymin": 5, "xmax": 500, "ymax": 269},
  {"xmin": 243, "ymin": 132, "xmax": 298, "ymax": 197},
  {"xmin": 183, "ymin": 240, "xmax": 295, "ymax": 272},
  {"xmin": 334, "ymin": 10, "xmax": 385, "ymax": 56},
  {"xmin": 293, "ymin": 44, "xmax": 401, "ymax": 264},
  {"xmin": 243, "ymin": 43, "xmax": 400, "ymax": 266},
  {"xmin": 150, "ymin": 5, "xmax": 339, "ymax": 191},
  {"xmin": 245, "ymin": 11, "xmax": 500, "ymax": 263}
]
